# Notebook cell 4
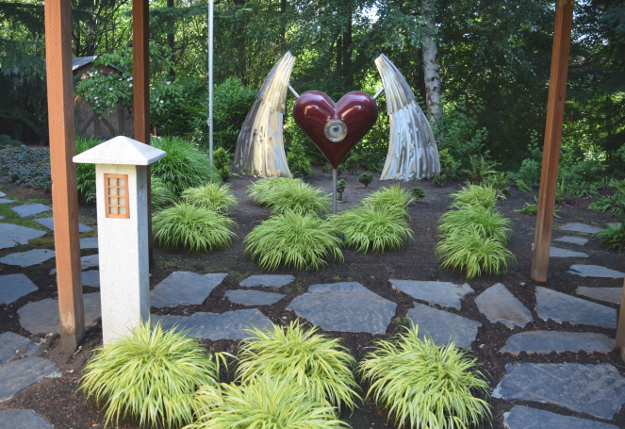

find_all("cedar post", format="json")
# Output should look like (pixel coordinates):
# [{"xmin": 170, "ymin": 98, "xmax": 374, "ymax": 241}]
[
  {"xmin": 531, "ymin": 0, "xmax": 574, "ymax": 282},
  {"xmin": 45, "ymin": 0, "xmax": 86, "ymax": 349}
]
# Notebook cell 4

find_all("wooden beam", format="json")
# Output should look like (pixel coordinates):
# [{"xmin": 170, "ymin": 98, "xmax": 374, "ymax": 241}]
[
  {"xmin": 133, "ymin": 0, "xmax": 150, "ymax": 143},
  {"xmin": 531, "ymin": 0, "xmax": 574, "ymax": 282},
  {"xmin": 616, "ymin": 278, "xmax": 625, "ymax": 360},
  {"xmin": 45, "ymin": 0, "xmax": 85, "ymax": 349}
]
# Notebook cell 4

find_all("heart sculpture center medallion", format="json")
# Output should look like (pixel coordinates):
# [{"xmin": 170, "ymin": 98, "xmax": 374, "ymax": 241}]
[{"xmin": 293, "ymin": 91, "xmax": 378, "ymax": 169}]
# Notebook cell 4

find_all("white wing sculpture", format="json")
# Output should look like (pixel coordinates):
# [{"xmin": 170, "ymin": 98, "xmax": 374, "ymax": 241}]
[
  {"xmin": 233, "ymin": 52, "xmax": 295, "ymax": 177},
  {"xmin": 375, "ymin": 54, "xmax": 440, "ymax": 181}
]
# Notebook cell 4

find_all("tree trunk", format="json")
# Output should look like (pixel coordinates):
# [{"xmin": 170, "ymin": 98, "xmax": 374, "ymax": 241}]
[
  {"xmin": 422, "ymin": 0, "xmax": 441, "ymax": 123},
  {"xmin": 167, "ymin": 0, "xmax": 175, "ymax": 81}
]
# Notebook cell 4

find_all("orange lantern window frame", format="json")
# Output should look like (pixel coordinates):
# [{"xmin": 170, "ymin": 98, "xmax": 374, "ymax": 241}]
[{"xmin": 104, "ymin": 173, "xmax": 130, "ymax": 219}]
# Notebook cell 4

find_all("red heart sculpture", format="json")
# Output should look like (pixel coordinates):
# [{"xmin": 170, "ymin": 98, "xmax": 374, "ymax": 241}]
[{"xmin": 293, "ymin": 90, "xmax": 378, "ymax": 169}]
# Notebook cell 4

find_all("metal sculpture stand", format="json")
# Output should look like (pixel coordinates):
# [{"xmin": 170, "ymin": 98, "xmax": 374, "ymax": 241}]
[{"xmin": 332, "ymin": 168, "xmax": 338, "ymax": 214}]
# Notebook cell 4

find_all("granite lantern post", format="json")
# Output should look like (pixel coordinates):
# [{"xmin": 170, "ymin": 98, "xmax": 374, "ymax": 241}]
[{"xmin": 73, "ymin": 136, "xmax": 166, "ymax": 344}]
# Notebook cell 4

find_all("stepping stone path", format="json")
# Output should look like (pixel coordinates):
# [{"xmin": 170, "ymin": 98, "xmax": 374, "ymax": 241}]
[
  {"xmin": 504, "ymin": 405, "xmax": 619, "ymax": 429},
  {"xmin": 535, "ymin": 286, "xmax": 617, "ymax": 328},
  {"xmin": 607, "ymin": 222, "xmax": 622, "ymax": 228},
  {"xmin": 0, "ymin": 223, "xmax": 46, "ymax": 250},
  {"xmin": 406, "ymin": 303, "xmax": 481, "ymax": 349},
  {"xmin": 0, "ymin": 199, "xmax": 14, "ymax": 205},
  {"xmin": 0, "ymin": 332, "xmax": 39, "ymax": 363},
  {"xmin": 240, "ymin": 274, "xmax": 294, "ymax": 288},
  {"xmin": 153, "ymin": 309, "xmax": 273, "ymax": 340},
  {"xmin": 560, "ymin": 222, "xmax": 604, "ymax": 234},
  {"xmin": 576, "ymin": 286, "xmax": 621, "ymax": 305},
  {"xmin": 52, "ymin": 254, "xmax": 100, "ymax": 274},
  {"xmin": 150, "ymin": 271, "xmax": 227, "ymax": 307},
  {"xmin": 79, "ymin": 236, "xmax": 98, "ymax": 249},
  {"xmin": 82, "ymin": 270, "xmax": 100, "ymax": 287},
  {"xmin": 493, "ymin": 362, "xmax": 625, "ymax": 420},
  {"xmin": 0, "ymin": 273, "xmax": 38, "ymax": 305},
  {"xmin": 0, "ymin": 410, "xmax": 53, "ymax": 429},
  {"xmin": 287, "ymin": 282, "xmax": 396, "ymax": 334},
  {"xmin": 10, "ymin": 204, "xmax": 50, "ymax": 218},
  {"xmin": 225, "ymin": 289, "xmax": 285, "ymax": 306},
  {"xmin": 530, "ymin": 243, "xmax": 588, "ymax": 258},
  {"xmin": 34, "ymin": 216, "xmax": 93, "ymax": 233},
  {"xmin": 0, "ymin": 249, "xmax": 55, "ymax": 267},
  {"xmin": 0, "ymin": 357, "xmax": 59, "ymax": 402},
  {"xmin": 475, "ymin": 283, "xmax": 532, "ymax": 328},
  {"xmin": 554, "ymin": 235, "xmax": 589, "ymax": 245},
  {"xmin": 568, "ymin": 264, "xmax": 625, "ymax": 278},
  {"xmin": 388, "ymin": 279, "xmax": 473, "ymax": 309},
  {"xmin": 18, "ymin": 293, "xmax": 102, "ymax": 334},
  {"xmin": 500, "ymin": 331, "xmax": 614, "ymax": 354}
]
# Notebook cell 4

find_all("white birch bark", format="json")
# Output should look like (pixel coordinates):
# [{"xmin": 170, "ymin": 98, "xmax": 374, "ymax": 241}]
[{"xmin": 422, "ymin": 0, "xmax": 441, "ymax": 124}]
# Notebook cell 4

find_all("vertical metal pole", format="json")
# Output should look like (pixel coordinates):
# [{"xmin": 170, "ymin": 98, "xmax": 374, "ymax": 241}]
[
  {"xmin": 332, "ymin": 168, "xmax": 337, "ymax": 215},
  {"xmin": 45, "ymin": 0, "xmax": 85, "ymax": 350},
  {"xmin": 531, "ymin": 0, "xmax": 574, "ymax": 282},
  {"xmin": 208, "ymin": 0, "xmax": 214, "ymax": 166}
]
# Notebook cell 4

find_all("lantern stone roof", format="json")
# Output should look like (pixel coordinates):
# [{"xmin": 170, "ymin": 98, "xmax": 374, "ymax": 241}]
[{"xmin": 73, "ymin": 136, "xmax": 166, "ymax": 165}]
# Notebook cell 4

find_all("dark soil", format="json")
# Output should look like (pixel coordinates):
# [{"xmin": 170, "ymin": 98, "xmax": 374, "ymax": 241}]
[{"xmin": 1, "ymin": 166, "xmax": 625, "ymax": 429}]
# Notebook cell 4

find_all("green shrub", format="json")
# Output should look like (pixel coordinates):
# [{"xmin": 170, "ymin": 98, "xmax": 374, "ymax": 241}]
[
  {"xmin": 449, "ymin": 184, "xmax": 498, "ymax": 210},
  {"xmin": 595, "ymin": 224, "xmax": 625, "ymax": 252},
  {"xmin": 332, "ymin": 206, "xmax": 414, "ymax": 253},
  {"xmin": 589, "ymin": 179, "xmax": 625, "ymax": 216},
  {"xmin": 151, "ymin": 137, "xmax": 221, "ymax": 197},
  {"xmin": 153, "ymin": 202, "xmax": 235, "ymax": 252},
  {"xmin": 336, "ymin": 178, "xmax": 346, "ymax": 200},
  {"xmin": 74, "ymin": 138, "xmax": 102, "ymax": 203},
  {"xmin": 244, "ymin": 210, "xmax": 343, "ymax": 271},
  {"xmin": 410, "ymin": 186, "xmax": 426, "ymax": 199},
  {"xmin": 0, "ymin": 134, "xmax": 22, "ymax": 146},
  {"xmin": 431, "ymin": 148, "xmax": 459, "ymax": 186},
  {"xmin": 0, "ymin": 146, "xmax": 52, "ymax": 191},
  {"xmin": 151, "ymin": 176, "xmax": 176, "ymax": 208},
  {"xmin": 359, "ymin": 324, "xmax": 491, "ymax": 429},
  {"xmin": 212, "ymin": 147, "xmax": 231, "ymax": 181},
  {"xmin": 342, "ymin": 152, "xmax": 361, "ymax": 174},
  {"xmin": 287, "ymin": 141, "xmax": 313, "ymax": 179},
  {"xmin": 247, "ymin": 178, "xmax": 329, "ymax": 215},
  {"xmin": 182, "ymin": 183, "xmax": 237, "ymax": 213},
  {"xmin": 79, "ymin": 322, "xmax": 221, "ymax": 429},
  {"xmin": 237, "ymin": 321, "xmax": 358, "ymax": 410},
  {"xmin": 437, "ymin": 206, "xmax": 512, "ymax": 243},
  {"xmin": 361, "ymin": 184, "xmax": 414, "ymax": 218},
  {"xmin": 358, "ymin": 173, "xmax": 373, "ymax": 188},
  {"xmin": 189, "ymin": 376, "xmax": 348, "ymax": 429}
]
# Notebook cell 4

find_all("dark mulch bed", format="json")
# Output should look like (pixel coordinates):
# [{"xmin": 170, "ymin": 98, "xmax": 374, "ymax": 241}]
[{"xmin": 1, "ymin": 165, "xmax": 624, "ymax": 429}]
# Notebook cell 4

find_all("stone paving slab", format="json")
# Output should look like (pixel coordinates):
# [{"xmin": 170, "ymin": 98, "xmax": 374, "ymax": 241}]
[
  {"xmin": 0, "ymin": 223, "xmax": 47, "ymax": 250},
  {"xmin": 568, "ymin": 264, "xmax": 625, "ymax": 278},
  {"xmin": 80, "ymin": 236, "xmax": 98, "ymax": 249},
  {"xmin": 153, "ymin": 309, "xmax": 273, "ymax": 340},
  {"xmin": 240, "ymin": 274, "xmax": 294, "ymax": 288},
  {"xmin": 225, "ymin": 289, "xmax": 285, "ymax": 306},
  {"xmin": 10, "ymin": 204, "xmax": 51, "ymax": 218},
  {"xmin": 0, "ymin": 198, "xmax": 15, "ymax": 204},
  {"xmin": 0, "ymin": 409, "xmax": 54, "ymax": 429},
  {"xmin": 0, "ymin": 409, "xmax": 53, "ymax": 429},
  {"xmin": 34, "ymin": 216, "xmax": 93, "ymax": 233},
  {"xmin": 0, "ymin": 191, "xmax": 6, "ymax": 197},
  {"xmin": 388, "ymin": 279, "xmax": 473, "ymax": 309},
  {"xmin": 0, "ymin": 249, "xmax": 55, "ymax": 267},
  {"xmin": 150, "ymin": 271, "xmax": 227, "ymax": 307},
  {"xmin": 576, "ymin": 287, "xmax": 621, "ymax": 305},
  {"xmin": 52, "ymin": 254, "xmax": 99, "ymax": 275},
  {"xmin": 608, "ymin": 222, "xmax": 622, "ymax": 229},
  {"xmin": 406, "ymin": 302, "xmax": 481, "ymax": 349},
  {"xmin": 0, "ymin": 332, "xmax": 39, "ymax": 363},
  {"xmin": 82, "ymin": 270, "xmax": 100, "ymax": 287},
  {"xmin": 0, "ymin": 356, "xmax": 59, "ymax": 402},
  {"xmin": 504, "ymin": 405, "xmax": 619, "ymax": 429},
  {"xmin": 475, "ymin": 283, "xmax": 532, "ymax": 328},
  {"xmin": 493, "ymin": 362, "xmax": 625, "ymax": 420},
  {"xmin": 531, "ymin": 243, "xmax": 588, "ymax": 258},
  {"xmin": 500, "ymin": 331, "xmax": 614, "ymax": 355},
  {"xmin": 559, "ymin": 222, "xmax": 604, "ymax": 234},
  {"xmin": 18, "ymin": 293, "xmax": 101, "ymax": 334},
  {"xmin": 535, "ymin": 287, "xmax": 617, "ymax": 328},
  {"xmin": 554, "ymin": 235, "xmax": 589, "ymax": 245},
  {"xmin": 287, "ymin": 282, "xmax": 396, "ymax": 335},
  {"xmin": 0, "ymin": 273, "xmax": 38, "ymax": 305}
]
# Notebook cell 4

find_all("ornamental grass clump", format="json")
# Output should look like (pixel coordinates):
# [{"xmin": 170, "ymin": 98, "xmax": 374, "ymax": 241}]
[
  {"xmin": 359, "ymin": 324, "xmax": 492, "ymax": 429},
  {"xmin": 237, "ymin": 321, "xmax": 358, "ymax": 410},
  {"xmin": 187, "ymin": 376, "xmax": 349, "ymax": 429},
  {"xmin": 437, "ymin": 205, "xmax": 512, "ymax": 243},
  {"xmin": 361, "ymin": 184, "xmax": 414, "ymax": 218},
  {"xmin": 247, "ymin": 177, "xmax": 329, "ymax": 215},
  {"xmin": 153, "ymin": 202, "xmax": 235, "ymax": 252},
  {"xmin": 244, "ymin": 210, "xmax": 343, "ymax": 271},
  {"xmin": 79, "ymin": 322, "xmax": 222, "ymax": 429},
  {"xmin": 331, "ymin": 206, "xmax": 414, "ymax": 254},
  {"xmin": 182, "ymin": 183, "xmax": 237, "ymax": 213},
  {"xmin": 449, "ymin": 184, "xmax": 498, "ymax": 210},
  {"xmin": 151, "ymin": 176, "xmax": 176, "ymax": 208}
]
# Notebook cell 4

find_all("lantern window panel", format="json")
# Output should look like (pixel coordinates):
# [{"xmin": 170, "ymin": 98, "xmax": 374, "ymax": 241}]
[{"xmin": 104, "ymin": 174, "xmax": 130, "ymax": 219}]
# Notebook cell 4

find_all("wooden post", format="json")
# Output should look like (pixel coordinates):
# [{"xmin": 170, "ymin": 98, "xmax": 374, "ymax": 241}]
[
  {"xmin": 45, "ymin": 0, "xmax": 86, "ymax": 349},
  {"xmin": 133, "ymin": 0, "xmax": 150, "ymax": 144},
  {"xmin": 531, "ymin": 0, "xmax": 574, "ymax": 282},
  {"xmin": 616, "ymin": 278, "xmax": 625, "ymax": 361}
]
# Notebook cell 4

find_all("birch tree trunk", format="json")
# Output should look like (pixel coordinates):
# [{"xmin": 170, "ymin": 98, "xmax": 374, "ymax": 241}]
[{"xmin": 422, "ymin": 0, "xmax": 441, "ymax": 124}]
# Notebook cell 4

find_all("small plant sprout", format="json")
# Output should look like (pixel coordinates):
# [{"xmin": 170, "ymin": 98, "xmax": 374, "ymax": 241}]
[
  {"xmin": 237, "ymin": 321, "xmax": 359, "ymax": 410},
  {"xmin": 79, "ymin": 322, "xmax": 222, "ymax": 429},
  {"xmin": 336, "ymin": 178, "xmax": 346, "ymax": 200},
  {"xmin": 182, "ymin": 182, "xmax": 237, "ymax": 213},
  {"xmin": 410, "ymin": 186, "xmax": 426, "ymax": 199},
  {"xmin": 358, "ymin": 173, "xmax": 373, "ymax": 188},
  {"xmin": 359, "ymin": 324, "xmax": 492, "ymax": 429}
]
